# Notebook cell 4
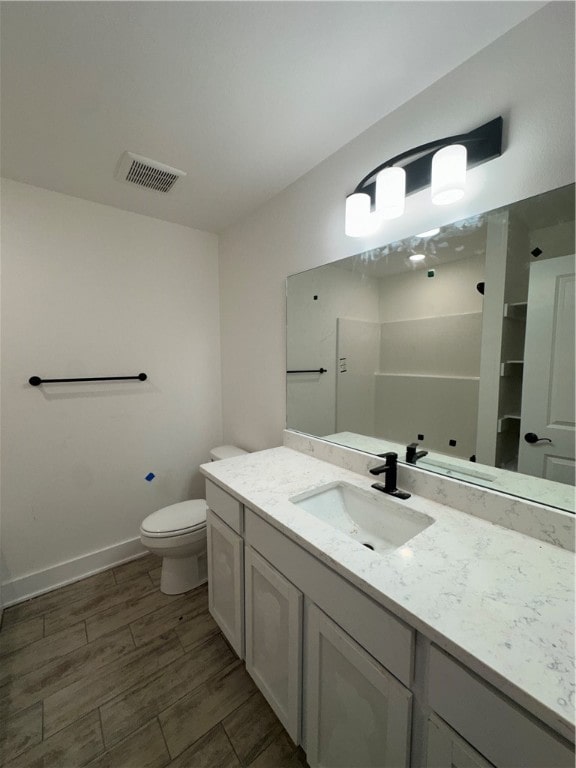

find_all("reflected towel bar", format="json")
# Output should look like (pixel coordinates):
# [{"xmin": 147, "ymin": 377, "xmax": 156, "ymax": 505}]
[
  {"xmin": 29, "ymin": 373, "xmax": 147, "ymax": 386},
  {"xmin": 287, "ymin": 368, "xmax": 327, "ymax": 374}
]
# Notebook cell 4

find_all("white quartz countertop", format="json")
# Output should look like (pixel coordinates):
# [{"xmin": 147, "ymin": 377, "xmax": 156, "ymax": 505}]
[{"xmin": 201, "ymin": 446, "xmax": 575, "ymax": 742}]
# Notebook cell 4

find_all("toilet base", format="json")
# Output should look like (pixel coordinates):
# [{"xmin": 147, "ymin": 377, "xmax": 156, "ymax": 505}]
[{"xmin": 160, "ymin": 552, "xmax": 207, "ymax": 595}]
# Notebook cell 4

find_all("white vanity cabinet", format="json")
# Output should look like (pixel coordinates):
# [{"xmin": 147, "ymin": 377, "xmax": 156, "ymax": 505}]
[
  {"xmin": 305, "ymin": 602, "xmax": 412, "ymax": 768},
  {"xmin": 204, "ymin": 478, "xmax": 575, "ymax": 768},
  {"xmin": 244, "ymin": 546, "xmax": 303, "ymax": 743},
  {"xmin": 206, "ymin": 481, "xmax": 413, "ymax": 765},
  {"xmin": 206, "ymin": 508, "xmax": 244, "ymax": 658},
  {"xmin": 206, "ymin": 480, "xmax": 304, "ymax": 740},
  {"xmin": 244, "ymin": 505, "xmax": 414, "ymax": 768},
  {"xmin": 427, "ymin": 645, "xmax": 574, "ymax": 768},
  {"xmin": 426, "ymin": 715, "xmax": 494, "ymax": 768}
]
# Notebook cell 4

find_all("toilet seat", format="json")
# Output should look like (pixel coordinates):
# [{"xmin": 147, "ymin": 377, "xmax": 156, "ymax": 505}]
[{"xmin": 140, "ymin": 499, "xmax": 207, "ymax": 538}]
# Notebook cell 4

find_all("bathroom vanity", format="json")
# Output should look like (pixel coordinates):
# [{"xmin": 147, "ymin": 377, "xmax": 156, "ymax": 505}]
[{"xmin": 200, "ymin": 445, "xmax": 575, "ymax": 768}]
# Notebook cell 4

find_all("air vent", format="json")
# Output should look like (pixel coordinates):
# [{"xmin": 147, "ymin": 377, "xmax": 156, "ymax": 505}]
[{"xmin": 115, "ymin": 152, "xmax": 186, "ymax": 193}]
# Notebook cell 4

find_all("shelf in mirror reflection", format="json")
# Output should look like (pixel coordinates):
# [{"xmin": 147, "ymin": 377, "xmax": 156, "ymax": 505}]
[
  {"xmin": 500, "ymin": 361, "xmax": 524, "ymax": 377},
  {"xmin": 504, "ymin": 301, "xmax": 528, "ymax": 319}
]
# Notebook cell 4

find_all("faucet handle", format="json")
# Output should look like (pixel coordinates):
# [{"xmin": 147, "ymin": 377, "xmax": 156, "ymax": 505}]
[
  {"xmin": 375, "ymin": 452, "xmax": 397, "ymax": 463},
  {"xmin": 369, "ymin": 454, "xmax": 396, "ymax": 475},
  {"xmin": 369, "ymin": 462, "xmax": 387, "ymax": 475}
]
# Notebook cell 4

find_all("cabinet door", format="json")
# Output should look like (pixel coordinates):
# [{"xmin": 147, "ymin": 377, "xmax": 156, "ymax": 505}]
[
  {"xmin": 207, "ymin": 509, "xmax": 244, "ymax": 658},
  {"xmin": 245, "ymin": 546, "xmax": 303, "ymax": 743},
  {"xmin": 426, "ymin": 714, "xmax": 495, "ymax": 768},
  {"xmin": 305, "ymin": 603, "xmax": 412, "ymax": 768}
]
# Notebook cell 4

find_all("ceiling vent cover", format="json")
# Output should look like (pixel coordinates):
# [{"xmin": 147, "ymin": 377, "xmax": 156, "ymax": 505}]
[{"xmin": 115, "ymin": 152, "xmax": 186, "ymax": 193}]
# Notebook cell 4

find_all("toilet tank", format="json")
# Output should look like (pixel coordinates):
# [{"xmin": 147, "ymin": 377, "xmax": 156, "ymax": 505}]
[{"xmin": 209, "ymin": 445, "xmax": 248, "ymax": 461}]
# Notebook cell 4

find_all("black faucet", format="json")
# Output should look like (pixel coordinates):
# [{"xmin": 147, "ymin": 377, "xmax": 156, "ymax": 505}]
[
  {"xmin": 369, "ymin": 452, "xmax": 411, "ymax": 499},
  {"xmin": 406, "ymin": 442, "xmax": 428, "ymax": 464}
]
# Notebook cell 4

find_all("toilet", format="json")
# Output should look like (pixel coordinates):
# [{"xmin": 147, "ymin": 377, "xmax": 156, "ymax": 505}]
[{"xmin": 140, "ymin": 445, "xmax": 247, "ymax": 594}]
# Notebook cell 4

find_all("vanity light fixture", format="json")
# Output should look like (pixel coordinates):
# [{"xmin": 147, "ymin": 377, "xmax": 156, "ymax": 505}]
[{"xmin": 345, "ymin": 117, "xmax": 503, "ymax": 237}]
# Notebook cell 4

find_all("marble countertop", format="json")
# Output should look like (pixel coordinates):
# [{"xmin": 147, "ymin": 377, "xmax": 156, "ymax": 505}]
[{"xmin": 201, "ymin": 446, "xmax": 575, "ymax": 742}]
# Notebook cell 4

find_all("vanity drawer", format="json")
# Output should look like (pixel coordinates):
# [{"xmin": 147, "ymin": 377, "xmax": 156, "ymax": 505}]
[
  {"xmin": 206, "ymin": 480, "xmax": 243, "ymax": 534},
  {"xmin": 244, "ymin": 507, "xmax": 414, "ymax": 686},
  {"xmin": 428, "ymin": 645, "xmax": 574, "ymax": 768}
]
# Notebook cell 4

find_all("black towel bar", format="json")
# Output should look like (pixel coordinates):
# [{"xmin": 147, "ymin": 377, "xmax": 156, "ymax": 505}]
[
  {"xmin": 29, "ymin": 373, "xmax": 147, "ymax": 386},
  {"xmin": 286, "ymin": 368, "xmax": 327, "ymax": 374}
]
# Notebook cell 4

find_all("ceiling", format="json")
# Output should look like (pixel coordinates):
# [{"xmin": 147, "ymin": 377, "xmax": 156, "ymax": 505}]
[{"xmin": 1, "ymin": 2, "xmax": 546, "ymax": 234}]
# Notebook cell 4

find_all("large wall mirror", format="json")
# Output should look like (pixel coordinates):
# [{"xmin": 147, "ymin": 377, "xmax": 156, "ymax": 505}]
[{"xmin": 286, "ymin": 183, "xmax": 575, "ymax": 513}]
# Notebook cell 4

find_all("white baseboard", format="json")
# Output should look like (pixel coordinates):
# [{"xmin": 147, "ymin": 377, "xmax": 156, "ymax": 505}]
[{"xmin": 1, "ymin": 537, "xmax": 147, "ymax": 608}]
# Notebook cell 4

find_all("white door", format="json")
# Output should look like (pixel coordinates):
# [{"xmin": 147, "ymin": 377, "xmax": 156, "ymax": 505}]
[
  {"xmin": 305, "ymin": 602, "xmax": 412, "ymax": 768},
  {"xmin": 426, "ymin": 715, "xmax": 495, "ymax": 768},
  {"xmin": 245, "ymin": 546, "xmax": 303, "ymax": 743},
  {"xmin": 518, "ymin": 254, "xmax": 575, "ymax": 484},
  {"xmin": 207, "ymin": 509, "xmax": 244, "ymax": 658}
]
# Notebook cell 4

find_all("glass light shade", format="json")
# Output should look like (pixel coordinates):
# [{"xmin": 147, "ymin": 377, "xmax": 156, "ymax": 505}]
[
  {"xmin": 431, "ymin": 144, "xmax": 467, "ymax": 206},
  {"xmin": 345, "ymin": 193, "xmax": 380, "ymax": 237},
  {"xmin": 376, "ymin": 166, "xmax": 406, "ymax": 219}
]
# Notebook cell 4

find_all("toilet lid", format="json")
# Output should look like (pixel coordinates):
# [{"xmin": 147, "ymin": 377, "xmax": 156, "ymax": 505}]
[{"xmin": 141, "ymin": 499, "xmax": 207, "ymax": 535}]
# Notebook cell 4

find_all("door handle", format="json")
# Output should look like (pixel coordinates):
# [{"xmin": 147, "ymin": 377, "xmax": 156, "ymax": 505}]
[{"xmin": 524, "ymin": 432, "xmax": 552, "ymax": 445}]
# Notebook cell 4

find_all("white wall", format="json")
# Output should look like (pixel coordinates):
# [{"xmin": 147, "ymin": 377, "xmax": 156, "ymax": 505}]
[
  {"xmin": 375, "ymin": 256, "xmax": 484, "ymax": 457},
  {"xmin": 1, "ymin": 180, "xmax": 222, "ymax": 600},
  {"xmin": 377, "ymin": 255, "xmax": 485, "ymax": 323},
  {"xmin": 336, "ymin": 318, "xmax": 380, "ymax": 436},
  {"xmin": 219, "ymin": 4, "xmax": 575, "ymax": 451},
  {"xmin": 530, "ymin": 221, "xmax": 575, "ymax": 260}
]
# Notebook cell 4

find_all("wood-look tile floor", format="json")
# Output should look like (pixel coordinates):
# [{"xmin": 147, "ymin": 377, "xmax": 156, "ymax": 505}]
[{"xmin": 0, "ymin": 555, "xmax": 308, "ymax": 768}]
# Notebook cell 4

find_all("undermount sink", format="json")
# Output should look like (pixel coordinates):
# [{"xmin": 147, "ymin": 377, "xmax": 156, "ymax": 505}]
[{"xmin": 290, "ymin": 481, "xmax": 434, "ymax": 554}]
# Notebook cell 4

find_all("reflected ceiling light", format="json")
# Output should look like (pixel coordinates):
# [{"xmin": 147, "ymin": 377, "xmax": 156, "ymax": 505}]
[
  {"xmin": 399, "ymin": 546, "xmax": 414, "ymax": 559},
  {"xmin": 409, "ymin": 253, "xmax": 426, "ymax": 262},
  {"xmin": 344, "ymin": 117, "xmax": 503, "ymax": 237},
  {"xmin": 416, "ymin": 227, "xmax": 440, "ymax": 238}
]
